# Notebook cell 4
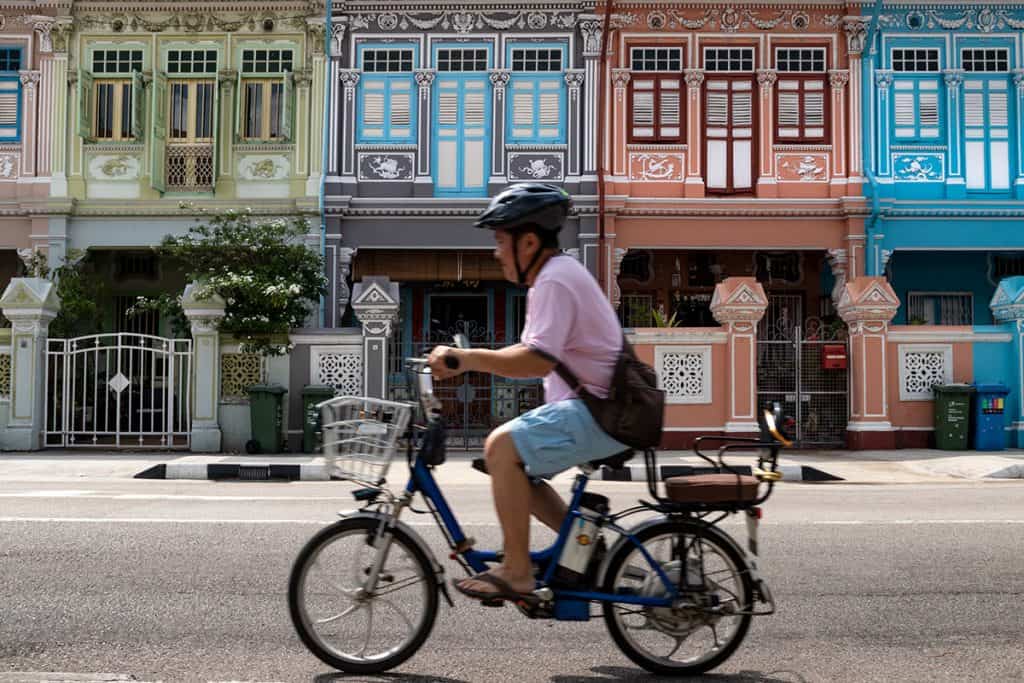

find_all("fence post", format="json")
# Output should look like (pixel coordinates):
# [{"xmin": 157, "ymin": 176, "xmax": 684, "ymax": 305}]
[
  {"xmin": 182, "ymin": 282, "xmax": 227, "ymax": 452},
  {"xmin": 0, "ymin": 278, "xmax": 60, "ymax": 450},
  {"xmin": 351, "ymin": 277, "xmax": 400, "ymax": 400},
  {"xmin": 711, "ymin": 277, "xmax": 769, "ymax": 436},
  {"xmin": 990, "ymin": 276, "xmax": 1024, "ymax": 448},
  {"xmin": 837, "ymin": 277, "xmax": 900, "ymax": 449}
]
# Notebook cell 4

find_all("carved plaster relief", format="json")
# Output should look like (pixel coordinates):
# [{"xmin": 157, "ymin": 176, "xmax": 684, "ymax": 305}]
[
  {"xmin": 892, "ymin": 154, "xmax": 944, "ymax": 182},
  {"xmin": 357, "ymin": 153, "xmax": 414, "ymax": 181},
  {"xmin": 776, "ymin": 153, "xmax": 829, "ymax": 183},
  {"xmin": 0, "ymin": 153, "xmax": 18, "ymax": 180},
  {"xmin": 507, "ymin": 153, "xmax": 564, "ymax": 182},
  {"xmin": 238, "ymin": 155, "xmax": 290, "ymax": 181},
  {"xmin": 87, "ymin": 154, "xmax": 141, "ymax": 180},
  {"xmin": 628, "ymin": 152, "xmax": 684, "ymax": 182}
]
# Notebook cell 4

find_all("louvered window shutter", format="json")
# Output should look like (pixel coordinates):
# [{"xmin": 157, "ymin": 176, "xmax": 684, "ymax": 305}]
[
  {"xmin": 438, "ymin": 90, "xmax": 459, "ymax": 126},
  {"xmin": 731, "ymin": 90, "xmax": 752, "ymax": 126},
  {"xmin": 918, "ymin": 91, "xmax": 939, "ymax": 137},
  {"xmin": 463, "ymin": 90, "xmax": 485, "ymax": 126},
  {"xmin": 631, "ymin": 79, "xmax": 655, "ymax": 139},
  {"xmin": 511, "ymin": 81, "xmax": 534, "ymax": 138},
  {"xmin": 659, "ymin": 78, "xmax": 681, "ymax": 139},
  {"xmin": 537, "ymin": 81, "xmax": 561, "ymax": 139},
  {"xmin": 361, "ymin": 79, "xmax": 386, "ymax": 139},
  {"xmin": 803, "ymin": 80, "xmax": 825, "ymax": 138},
  {"xmin": 893, "ymin": 91, "xmax": 915, "ymax": 137},
  {"xmin": 389, "ymin": 81, "xmax": 411, "ymax": 139},
  {"xmin": 0, "ymin": 80, "xmax": 18, "ymax": 140},
  {"xmin": 706, "ymin": 90, "xmax": 729, "ymax": 127},
  {"xmin": 777, "ymin": 80, "xmax": 800, "ymax": 138}
]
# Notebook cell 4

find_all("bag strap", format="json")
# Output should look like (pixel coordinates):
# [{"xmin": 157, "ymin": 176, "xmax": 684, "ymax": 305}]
[{"xmin": 553, "ymin": 332, "xmax": 631, "ymax": 399}]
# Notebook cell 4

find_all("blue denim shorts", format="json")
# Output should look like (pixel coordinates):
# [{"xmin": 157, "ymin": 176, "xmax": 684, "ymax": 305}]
[{"xmin": 506, "ymin": 399, "xmax": 629, "ymax": 478}]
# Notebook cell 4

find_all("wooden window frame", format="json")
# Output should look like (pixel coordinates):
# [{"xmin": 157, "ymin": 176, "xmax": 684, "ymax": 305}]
[
  {"xmin": 241, "ymin": 78, "xmax": 284, "ymax": 141},
  {"xmin": 892, "ymin": 76, "xmax": 942, "ymax": 142},
  {"xmin": 702, "ymin": 73, "xmax": 757, "ymax": 195},
  {"xmin": 91, "ymin": 48, "xmax": 144, "ymax": 74},
  {"xmin": 628, "ymin": 46, "xmax": 685, "ymax": 144},
  {"xmin": 357, "ymin": 45, "xmax": 416, "ymax": 144},
  {"xmin": 774, "ymin": 46, "xmax": 829, "ymax": 143},
  {"xmin": 93, "ymin": 79, "xmax": 134, "ymax": 141},
  {"xmin": 168, "ymin": 79, "xmax": 216, "ymax": 143}
]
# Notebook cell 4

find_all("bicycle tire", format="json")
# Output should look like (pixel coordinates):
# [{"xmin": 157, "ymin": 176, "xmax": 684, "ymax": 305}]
[
  {"xmin": 602, "ymin": 519, "xmax": 754, "ymax": 676},
  {"xmin": 288, "ymin": 516, "xmax": 439, "ymax": 674}
]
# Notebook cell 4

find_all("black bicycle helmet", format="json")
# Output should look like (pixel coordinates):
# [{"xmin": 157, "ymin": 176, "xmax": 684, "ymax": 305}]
[
  {"xmin": 475, "ymin": 183, "xmax": 572, "ymax": 285},
  {"xmin": 475, "ymin": 182, "xmax": 571, "ymax": 235}
]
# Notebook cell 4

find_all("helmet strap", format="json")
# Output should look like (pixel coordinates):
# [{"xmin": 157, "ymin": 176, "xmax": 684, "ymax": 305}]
[{"xmin": 513, "ymin": 230, "xmax": 547, "ymax": 286}]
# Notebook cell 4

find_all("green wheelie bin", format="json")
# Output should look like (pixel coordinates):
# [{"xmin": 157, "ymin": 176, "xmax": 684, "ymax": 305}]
[
  {"xmin": 246, "ymin": 384, "xmax": 287, "ymax": 454},
  {"xmin": 301, "ymin": 384, "xmax": 336, "ymax": 453},
  {"xmin": 932, "ymin": 384, "xmax": 975, "ymax": 450}
]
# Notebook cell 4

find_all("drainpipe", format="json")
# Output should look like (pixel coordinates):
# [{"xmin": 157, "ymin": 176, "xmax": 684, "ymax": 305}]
[
  {"xmin": 319, "ymin": 0, "xmax": 333, "ymax": 327},
  {"xmin": 862, "ymin": 0, "xmax": 884, "ymax": 276},
  {"xmin": 596, "ymin": 1, "xmax": 616, "ymax": 295}
]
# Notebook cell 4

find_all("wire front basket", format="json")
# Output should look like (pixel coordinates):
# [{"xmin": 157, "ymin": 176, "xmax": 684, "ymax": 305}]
[{"xmin": 319, "ymin": 396, "xmax": 413, "ymax": 485}]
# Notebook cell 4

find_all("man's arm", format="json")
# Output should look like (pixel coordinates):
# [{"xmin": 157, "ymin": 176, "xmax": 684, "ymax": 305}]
[{"xmin": 427, "ymin": 343, "xmax": 555, "ymax": 380}]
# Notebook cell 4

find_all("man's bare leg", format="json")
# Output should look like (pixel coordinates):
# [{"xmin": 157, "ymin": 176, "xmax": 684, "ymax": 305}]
[
  {"xmin": 455, "ymin": 429, "xmax": 534, "ymax": 595},
  {"xmin": 530, "ymin": 480, "xmax": 567, "ymax": 531}
]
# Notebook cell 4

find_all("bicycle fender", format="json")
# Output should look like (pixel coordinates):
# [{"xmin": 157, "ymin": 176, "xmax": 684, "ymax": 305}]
[
  {"xmin": 341, "ymin": 511, "xmax": 454, "ymax": 607},
  {"xmin": 596, "ymin": 516, "xmax": 757, "ymax": 588}
]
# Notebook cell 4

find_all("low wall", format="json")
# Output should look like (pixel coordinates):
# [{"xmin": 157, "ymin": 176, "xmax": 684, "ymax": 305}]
[
  {"xmin": 886, "ymin": 325, "xmax": 1014, "ymax": 448},
  {"xmin": 628, "ymin": 328, "xmax": 729, "ymax": 449}
]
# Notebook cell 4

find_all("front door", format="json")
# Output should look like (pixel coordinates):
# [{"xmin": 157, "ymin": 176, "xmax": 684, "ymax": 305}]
[{"xmin": 433, "ymin": 45, "xmax": 491, "ymax": 196}]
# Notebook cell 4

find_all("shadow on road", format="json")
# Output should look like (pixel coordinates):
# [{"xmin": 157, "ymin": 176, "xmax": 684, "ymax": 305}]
[
  {"xmin": 313, "ymin": 673, "xmax": 472, "ymax": 683},
  {"xmin": 551, "ymin": 665, "xmax": 810, "ymax": 682}
]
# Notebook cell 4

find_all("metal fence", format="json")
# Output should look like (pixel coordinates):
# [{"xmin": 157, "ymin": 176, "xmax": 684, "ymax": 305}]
[
  {"xmin": 387, "ymin": 338, "xmax": 542, "ymax": 449},
  {"xmin": 757, "ymin": 319, "xmax": 848, "ymax": 447}
]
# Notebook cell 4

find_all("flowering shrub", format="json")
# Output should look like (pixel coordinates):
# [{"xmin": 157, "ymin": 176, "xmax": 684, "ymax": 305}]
[{"xmin": 134, "ymin": 208, "xmax": 327, "ymax": 356}]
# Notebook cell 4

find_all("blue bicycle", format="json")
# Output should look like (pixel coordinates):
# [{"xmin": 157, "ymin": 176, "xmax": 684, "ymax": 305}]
[{"xmin": 288, "ymin": 344, "xmax": 789, "ymax": 676}]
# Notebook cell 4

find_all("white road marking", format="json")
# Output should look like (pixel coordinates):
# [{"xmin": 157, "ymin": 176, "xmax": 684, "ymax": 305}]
[{"xmin": 1, "ymin": 517, "xmax": 1024, "ymax": 526}]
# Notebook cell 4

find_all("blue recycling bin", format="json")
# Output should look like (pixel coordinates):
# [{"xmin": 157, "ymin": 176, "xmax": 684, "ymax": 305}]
[{"xmin": 973, "ymin": 383, "xmax": 1010, "ymax": 451}]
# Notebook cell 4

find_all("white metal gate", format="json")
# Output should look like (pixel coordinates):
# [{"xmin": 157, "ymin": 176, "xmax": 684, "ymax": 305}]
[{"xmin": 45, "ymin": 334, "xmax": 192, "ymax": 448}]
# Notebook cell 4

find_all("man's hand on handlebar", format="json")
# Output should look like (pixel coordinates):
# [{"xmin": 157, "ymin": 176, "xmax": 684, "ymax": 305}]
[{"xmin": 427, "ymin": 345, "xmax": 467, "ymax": 380}]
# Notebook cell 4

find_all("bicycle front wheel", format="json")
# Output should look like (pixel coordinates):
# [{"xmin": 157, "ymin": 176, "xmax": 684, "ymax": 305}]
[
  {"xmin": 602, "ymin": 520, "xmax": 754, "ymax": 676},
  {"xmin": 288, "ymin": 516, "xmax": 439, "ymax": 674}
]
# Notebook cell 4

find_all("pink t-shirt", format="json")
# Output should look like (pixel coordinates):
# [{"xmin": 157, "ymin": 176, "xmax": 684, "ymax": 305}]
[{"xmin": 520, "ymin": 254, "xmax": 622, "ymax": 402}]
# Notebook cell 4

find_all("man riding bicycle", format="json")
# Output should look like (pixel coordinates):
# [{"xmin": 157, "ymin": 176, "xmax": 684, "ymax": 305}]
[{"xmin": 427, "ymin": 183, "xmax": 628, "ymax": 605}]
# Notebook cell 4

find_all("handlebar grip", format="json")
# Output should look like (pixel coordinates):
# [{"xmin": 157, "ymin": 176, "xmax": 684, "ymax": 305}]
[{"xmin": 444, "ymin": 354, "xmax": 460, "ymax": 370}]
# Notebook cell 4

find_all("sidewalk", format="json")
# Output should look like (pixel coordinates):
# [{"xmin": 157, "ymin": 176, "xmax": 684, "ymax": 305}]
[{"xmin": 1, "ymin": 448, "xmax": 1023, "ymax": 483}]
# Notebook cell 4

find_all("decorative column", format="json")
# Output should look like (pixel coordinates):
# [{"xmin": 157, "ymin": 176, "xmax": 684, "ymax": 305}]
[
  {"xmin": 304, "ymin": 19, "xmax": 326, "ymax": 196},
  {"xmin": 843, "ymin": 16, "xmax": 868, "ymax": 183},
  {"xmin": 338, "ymin": 69, "xmax": 360, "ymax": 191},
  {"xmin": 325, "ymin": 18, "xmax": 347, "ymax": 181},
  {"xmin": 564, "ymin": 69, "xmax": 585, "ymax": 187},
  {"xmin": 684, "ymin": 69, "xmax": 705, "ymax": 196},
  {"xmin": 217, "ymin": 69, "xmax": 237, "ymax": 187},
  {"xmin": 711, "ymin": 278, "xmax": 769, "ymax": 435},
  {"xmin": 990, "ymin": 277, "xmax": 1024, "ymax": 447},
  {"xmin": 0, "ymin": 278, "xmax": 60, "ymax": 450},
  {"xmin": 755, "ymin": 68, "xmax": 777, "ymax": 196},
  {"xmin": 577, "ymin": 14, "xmax": 602, "ymax": 189},
  {"xmin": 610, "ymin": 247, "xmax": 627, "ymax": 311},
  {"xmin": 944, "ymin": 69, "xmax": 966, "ymax": 198},
  {"xmin": 829, "ymin": 69, "xmax": 850, "ymax": 191},
  {"xmin": 1013, "ymin": 70, "xmax": 1024, "ymax": 199},
  {"xmin": 48, "ymin": 18, "xmax": 73, "ymax": 197},
  {"xmin": 351, "ymin": 277, "xmax": 400, "ymax": 399},
  {"xmin": 31, "ymin": 17, "xmax": 54, "ymax": 177},
  {"xmin": 181, "ymin": 283, "xmax": 227, "ymax": 453},
  {"xmin": 826, "ymin": 248, "xmax": 849, "ymax": 306},
  {"xmin": 610, "ymin": 69, "xmax": 630, "ymax": 180},
  {"xmin": 873, "ymin": 70, "xmax": 893, "ymax": 178},
  {"xmin": 413, "ymin": 69, "xmax": 436, "ymax": 196},
  {"xmin": 18, "ymin": 71, "xmax": 40, "ymax": 176},
  {"xmin": 337, "ymin": 247, "xmax": 356, "ymax": 323},
  {"xmin": 836, "ymin": 277, "xmax": 900, "ymax": 449},
  {"xmin": 488, "ymin": 69, "xmax": 511, "ymax": 192}
]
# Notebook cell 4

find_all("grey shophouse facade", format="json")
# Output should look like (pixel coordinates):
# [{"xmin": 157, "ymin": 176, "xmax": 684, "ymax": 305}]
[{"xmin": 326, "ymin": 3, "xmax": 603, "ymax": 440}]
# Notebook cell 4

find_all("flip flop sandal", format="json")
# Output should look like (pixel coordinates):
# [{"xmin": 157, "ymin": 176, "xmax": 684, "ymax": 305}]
[{"xmin": 453, "ymin": 572, "xmax": 540, "ymax": 609}]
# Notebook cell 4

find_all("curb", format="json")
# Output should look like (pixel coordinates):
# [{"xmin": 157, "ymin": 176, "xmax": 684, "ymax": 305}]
[
  {"xmin": 135, "ymin": 462, "xmax": 330, "ymax": 481},
  {"xmin": 599, "ymin": 463, "xmax": 844, "ymax": 483}
]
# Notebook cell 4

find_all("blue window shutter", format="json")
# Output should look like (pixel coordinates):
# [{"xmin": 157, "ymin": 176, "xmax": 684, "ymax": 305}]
[
  {"xmin": 507, "ymin": 75, "xmax": 564, "ymax": 144},
  {"xmin": 358, "ymin": 75, "xmax": 415, "ymax": 143},
  {"xmin": 0, "ymin": 76, "xmax": 19, "ymax": 142}
]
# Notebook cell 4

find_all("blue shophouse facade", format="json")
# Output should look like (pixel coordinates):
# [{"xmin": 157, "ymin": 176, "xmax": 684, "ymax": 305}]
[{"xmin": 862, "ymin": 4, "xmax": 1024, "ymax": 324}]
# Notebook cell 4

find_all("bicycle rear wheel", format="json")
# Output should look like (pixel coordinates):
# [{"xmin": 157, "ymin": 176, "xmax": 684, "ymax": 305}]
[
  {"xmin": 288, "ymin": 516, "xmax": 439, "ymax": 674},
  {"xmin": 602, "ymin": 520, "xmax": 754, "ymax": 676}
]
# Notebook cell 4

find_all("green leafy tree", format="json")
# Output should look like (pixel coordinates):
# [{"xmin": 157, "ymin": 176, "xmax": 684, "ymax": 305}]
[
  {"xmin": 23, "ymin": 249, "xmax": 106, "ymax": 339},
  {"xmin": 134, "ymin": 208, "xmax": 327, "ymax": 356}
]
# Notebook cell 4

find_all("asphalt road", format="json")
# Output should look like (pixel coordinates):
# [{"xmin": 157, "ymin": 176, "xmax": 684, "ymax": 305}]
[{"xmin": 1, "ymin": 474, "xmax": 1023, "ymax": 682}]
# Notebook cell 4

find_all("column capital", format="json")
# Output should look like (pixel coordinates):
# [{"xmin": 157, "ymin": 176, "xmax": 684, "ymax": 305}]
[
  {"xmin": 292, "ymin": 67, "xmax": 313, "ymax": 89},
  {"xmin": 756, "ymin": 68, "xmax": 777, "ymax": 91},
  {"xmin": 1014, "ymin": 69, "xmax": 1024, "ymax": 94},
  {"xmin": 710, "ymin": 278, "xmax": 769, "ymax": 326},
  {"xmin": 18, "ymin": 70, "xmax": 41, "ymax": 89},
  {"xmin": 577, "ymin": 14, "xmax": 604, "ymax": 56},
  {"xmin": 684, "ymin": 68, "xmax": 704, "ymax": 91},
  {"xmin": 611, "ymin": 68, "xmax": 631, "ymax": 89},
  {"xmin": 26, "ymin": 16, "xmax": 54, "ymax": 53},
  {"xmin": 836, "ymin": 277, "xmax": 900, "ymax": 330},
  {"xmin": 414, "ymin": 69, "xmax": 436, "ymax": 90},
  {"xmin": 610, "ymin": 247, "xmax": 628, "ymax": 310},
  {"xmin": 843, "ymin": 16, "xmax": 869, "ymax": 55},
  {"xmin": 50, "ymin": 18, "xmax": 74, "ymax": 55},
  {"xmin": 488, "ymin": 69, "xmax": 512, "ymax": 90},
  {"xmin": 829, "ymin": 69, "xmax": 850, "ymax": 91},
  {"xmin": 339, "ymin": 69, "xmax": 361, "ymax": 89},
  {"xmin": 874, "ymin": 69, "xmax": 893, "ymax": 91},
  {"xmin": 564, "ymin": 69, "xmax": 585, "ymax": 89},
  {"xmin": 330, "ymin": 17, "xmax": 348, "ymax": 58},
  {"xmin": 943, "ymin": 69, "xmax": 966, "ymax": 89},
  {"xmin": 826, "ymin": 248, "xmax": 849, "ymax": 304},
  {"xmin": 306, "ymin": 18, "xmax": 327, "ymax": 56},
  {"xmin": 218, "ymin": 68, "xmax": 238, "ymax": 87}
]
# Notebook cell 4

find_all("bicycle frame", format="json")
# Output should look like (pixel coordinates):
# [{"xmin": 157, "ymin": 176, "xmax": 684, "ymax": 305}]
[{"xmin": 400, "ymin": 453, "xmax": 680, "ymax": 610}]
